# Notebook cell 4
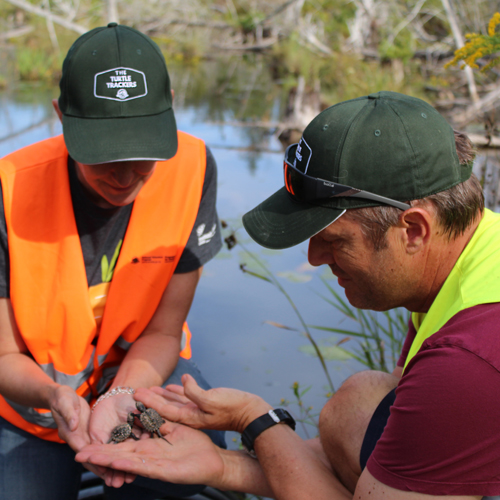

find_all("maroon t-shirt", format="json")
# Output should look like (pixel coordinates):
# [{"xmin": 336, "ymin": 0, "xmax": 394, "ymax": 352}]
[{"xmin": 367, "ymin": 302, "xmax": 500, "ymax": 496}]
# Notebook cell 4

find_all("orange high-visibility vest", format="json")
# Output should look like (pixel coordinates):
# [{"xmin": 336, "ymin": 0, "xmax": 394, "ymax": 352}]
[{"xmin": 0, "ymin": 132, "xmax": 206, "ymax": 441}]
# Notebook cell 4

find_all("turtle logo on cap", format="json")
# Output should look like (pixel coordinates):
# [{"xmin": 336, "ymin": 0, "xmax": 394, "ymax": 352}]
[{"xmin": 94, "ymin": 67, "xmax": 148, "ymax": 102}]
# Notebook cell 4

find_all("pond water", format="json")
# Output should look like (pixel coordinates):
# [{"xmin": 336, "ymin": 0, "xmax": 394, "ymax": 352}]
[{"xmin": 0, "ymin": 71, "xmax": 400, "ymax": 445}]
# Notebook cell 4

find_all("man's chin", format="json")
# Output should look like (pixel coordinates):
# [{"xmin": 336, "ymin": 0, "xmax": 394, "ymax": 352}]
[{"xmin": 344, "ymin": 290, "xmax": 387, "ymax": 312}]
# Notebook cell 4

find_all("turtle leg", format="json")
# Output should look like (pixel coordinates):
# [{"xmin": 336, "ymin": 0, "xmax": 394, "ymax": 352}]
[{"xmin": 130, "ymin": 432, "xmax": 140, "ymax": 441}]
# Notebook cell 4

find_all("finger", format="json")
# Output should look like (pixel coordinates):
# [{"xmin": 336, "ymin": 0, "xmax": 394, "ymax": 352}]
[
  {"xmin": 161, "ymin": 391, "xmax": 191, "ymax": 406},
  {"xmin": 125, "ymin": 472, "xmax": 136, "ymax": 484},
  {"xmin": 77, "ymin": 449, "xmax": 142, "ymax": 473},
  {"xmin": 134, "ymin": 391, "xmax": 183, "ymax": 423},
  {"xmin": 110, "ymin": 469, "xmax": 127, "ymax": 488},
  {"xmin": 86, "ymin": 454, "xmax": 163, "ymax": 481},
  {"xmin": 53, "ymin": 395, "xmax": 81, "ymax": 431},
  {"xmin": 82, "ymin": 462, "xmax": 107, "ymax": 480},
  {"xmin": 103, "ymin": 467, "xmax": 115, "ymax": 488},
  {"xmin": 181, "ymin": 374, "xmax": 207, "ymax": 408},
  {"xmin": 160, "ymin": 384, "xmax": 185, "ymax": 397},
  {"xmin": 153, "ymin": 387, "xmax": 191, "ymax": 405}
]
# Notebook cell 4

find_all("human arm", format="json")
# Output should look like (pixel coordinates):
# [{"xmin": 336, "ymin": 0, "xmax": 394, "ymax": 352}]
[
  {"xmin": 88, "ymin": 268, "xmax": 202, "ymax": 487},
  {"xmin": 0, "ymin": 298, "xmax": 105, "ymax": 476},
  {"xmin": 144, "ymin": 377, "xmax": 350, "ymax": 499},
  {"xmin": 76, "ymin": 381, "xmax": 337, "ymax": 498},
  {"xmin": 89, "ymin": 143, "xmax": 220, "ymax": 444}
]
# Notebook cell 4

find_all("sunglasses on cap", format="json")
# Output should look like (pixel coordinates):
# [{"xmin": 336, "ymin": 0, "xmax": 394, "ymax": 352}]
[{"xmin": 283, "ymin": 143, "xmax": 411, "ymax": 211}]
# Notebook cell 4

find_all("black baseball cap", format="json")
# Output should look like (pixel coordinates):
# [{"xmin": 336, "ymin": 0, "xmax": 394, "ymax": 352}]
[
  {"xmin": 243, "ymin": 91, "xmax": 472, "ymax": 250},
  {"xmin": 58, "ymin": 23, "xmax": 177, "ymax": 164}
]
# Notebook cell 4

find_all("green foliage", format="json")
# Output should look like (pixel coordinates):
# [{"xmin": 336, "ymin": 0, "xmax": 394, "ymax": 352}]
[
  {"xmin": 379, "ymin": 29, "xmax": 415, "ymax": 62},
  {"xmin": 279, "ymin": 381, "xmax": 328, "ymax": 438},
  {"xmin": 236, "ymin": 242, "xmax": 335, "ymax": 393},
  {"xmin": 308, "ymin": 277, "xmax": 409, "ymax": 373},
  {"xmin": 304, "ymin": 0, "xmax": 356, "ymax": 41},
  {"xmin": 15, "ymin": 46, "xmax": 61, "ymax": 83},
  {"xmin": 319, "ymin": 53, "xmax": 427, "ymax": 104}
]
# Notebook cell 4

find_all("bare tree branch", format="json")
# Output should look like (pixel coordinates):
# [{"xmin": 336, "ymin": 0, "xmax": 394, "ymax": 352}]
[
  {"xmin": 3, "ymin": 0, "xmax": 87, "ymax": 34},
  {"xmin": 107, "ymin": 0, "xmax": 119, "ymax": 23},
  {"xmin": 42, "ymin": 0, "xmax": 60, "ymax": 52},
  {"xmin": 0, "ymin": 25, "xmax": 34, "ymax": 40},
  {"xmin": 453, "ymin": 84, "xmax": 500, "ymax": 126},
  {"xmin": 440, "ymin": 0, "xmax": 479, "ymax": 103},
  {"xmin": 388, "ymin": 0, "xmax": 428, "ymax": 45}
]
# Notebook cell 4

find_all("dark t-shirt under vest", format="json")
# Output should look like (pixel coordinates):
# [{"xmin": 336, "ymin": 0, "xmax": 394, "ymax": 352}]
[{"xmin": 0, "ymin": 146, "xmax": 221, "ymax": 296}]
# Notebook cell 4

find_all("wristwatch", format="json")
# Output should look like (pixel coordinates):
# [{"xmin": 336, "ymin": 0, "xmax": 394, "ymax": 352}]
[{"xmin": 241, "ymin": 408, "xmax": 296, "ymax": 456}]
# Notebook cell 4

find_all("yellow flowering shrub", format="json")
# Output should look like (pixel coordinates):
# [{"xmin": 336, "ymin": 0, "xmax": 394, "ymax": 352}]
[{"xmin": 445, "ymin": 12, "xmax": 500, "ymax": 72}]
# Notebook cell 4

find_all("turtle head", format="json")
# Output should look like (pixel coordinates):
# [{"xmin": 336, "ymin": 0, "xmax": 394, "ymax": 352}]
[
  {"xmin": 136, "ymin": 401, "xmax": 147, "ymax": 412},
  {"xmin": 127, "ymin": 413, "xmax": 135, "ymax": 426}
]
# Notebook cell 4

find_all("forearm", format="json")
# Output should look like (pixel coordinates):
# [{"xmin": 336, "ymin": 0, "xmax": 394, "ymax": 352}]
[
  {"xmin": 216, "ymin": 449, "xmax": 274, "ymax": 498},
  {"xmin": 254, "ymin": 424, "xmax": 351, "ymax": 500},
  {"xmin": 112, "ymin": 333, "xmax": 181, "ymax": 389},
  {"xmin": 0, "ymin": 352, "xmax": 59, "ymax": 408}
]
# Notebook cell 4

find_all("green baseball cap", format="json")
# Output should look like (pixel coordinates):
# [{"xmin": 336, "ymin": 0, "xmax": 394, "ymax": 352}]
[
  {"xmin": 243, "ymin": 91, "xmax": 472, "ymax": 249},
  {"xmin": 58, "ymin": 23, "xmax": 177, "ymax": 164}
]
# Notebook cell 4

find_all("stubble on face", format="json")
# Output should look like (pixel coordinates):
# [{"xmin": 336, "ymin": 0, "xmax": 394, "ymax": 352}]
[{"xmin": 310, "ymin": 217, "xmax": 418, "ymax": 312}]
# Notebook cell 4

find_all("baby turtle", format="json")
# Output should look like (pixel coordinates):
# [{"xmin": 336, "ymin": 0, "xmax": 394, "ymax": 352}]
[
  {"xmin": 108, "ymin": 413, "xmax": 139, "ymax": 444},
  {"xmin": 132, "ymin": 402, "xmax": 172, "ymax": 445}
]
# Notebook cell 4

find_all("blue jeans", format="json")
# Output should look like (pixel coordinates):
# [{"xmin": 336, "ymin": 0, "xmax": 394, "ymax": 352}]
[{"xmin": 0, "ymin": 358, "xmax": 226, "ymax": 500}]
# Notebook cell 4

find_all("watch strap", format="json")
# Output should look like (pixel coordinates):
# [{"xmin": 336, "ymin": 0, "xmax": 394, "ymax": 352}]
[{"xmin": 241, "ymin": 408, "xmax": 296, "ymax": 454}]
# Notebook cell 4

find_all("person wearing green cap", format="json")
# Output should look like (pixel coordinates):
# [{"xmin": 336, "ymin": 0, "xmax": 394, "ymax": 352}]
[
  {"xmin": 0, "ymin": 24, "xmax": 226, "ymax": 499},
  {"xmin": 76, "ymin": 91, "xmax": 500, "ymax": 500}
]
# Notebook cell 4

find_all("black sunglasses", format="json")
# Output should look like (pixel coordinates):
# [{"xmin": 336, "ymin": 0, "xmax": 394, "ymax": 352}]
[{"xmin": 283, "ymin": 143, "xmax": 410, "ymax": 211}]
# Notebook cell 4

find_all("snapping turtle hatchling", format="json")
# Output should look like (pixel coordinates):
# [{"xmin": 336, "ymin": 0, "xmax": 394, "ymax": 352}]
[
  {"xmin": 108, "ymin": 413, "xmax": 140, "ymax": 444},
  {"xmin": 132, "ymin": 402, "xmax": 172, "ymax": 445}
]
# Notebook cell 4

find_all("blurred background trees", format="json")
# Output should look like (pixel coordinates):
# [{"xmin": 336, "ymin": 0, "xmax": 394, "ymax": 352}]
[{"xmin": 1, "ymin": 0, "xmax": 500, "ymax": 132}]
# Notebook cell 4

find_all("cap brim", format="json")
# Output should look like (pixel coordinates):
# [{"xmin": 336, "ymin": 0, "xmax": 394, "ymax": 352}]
[
  {"xmin": 242, "ymin": 187, "xmax": 345, "ymax": 250},
  {"xmin": 62, "ymin": 108, "xmax": 178, "ymax": 164}
]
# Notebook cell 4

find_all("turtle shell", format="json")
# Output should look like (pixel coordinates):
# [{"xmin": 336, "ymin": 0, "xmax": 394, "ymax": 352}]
[
  {"xmin": 108, "ymin": 423, "xmax": 133, "ymax": 444},
  {"xmin": 138, "ymin": 407, "xmax": 165, "ymax": 433}
]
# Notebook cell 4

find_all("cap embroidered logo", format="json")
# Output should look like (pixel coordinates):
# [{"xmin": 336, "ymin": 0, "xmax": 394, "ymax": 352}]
[{"xmin": 94, "ymin": 67, "xmax": 148, "ymax": 102}]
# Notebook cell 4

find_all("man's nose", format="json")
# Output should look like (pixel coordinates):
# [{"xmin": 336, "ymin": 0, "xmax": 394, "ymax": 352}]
[{"xmin": 308, "ymin": 236, "xmax": 333, "ymax": 267}]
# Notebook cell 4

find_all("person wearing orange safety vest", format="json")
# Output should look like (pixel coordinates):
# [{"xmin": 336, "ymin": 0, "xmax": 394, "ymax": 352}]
[{"xmin": 0, "ymin": 24, "xmax": 225, "ymax": 500}]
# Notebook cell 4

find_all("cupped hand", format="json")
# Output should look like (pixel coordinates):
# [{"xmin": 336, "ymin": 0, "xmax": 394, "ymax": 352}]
[
  {"xmin": 135, "ymin": 374, "xmax": 272, "ymax": 433},
  {"xmin": 49, "ymin": 385, "xmax": 107, "ymax": 479},
  {"xmin": 75, "ymin": 420, "xmax": 225, "ymax": 488},
  {"xmin": 89, "ymin": 393, "xmax": 141, "ymax": 487}
]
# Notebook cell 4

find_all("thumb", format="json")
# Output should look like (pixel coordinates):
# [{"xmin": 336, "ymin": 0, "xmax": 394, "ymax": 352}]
[
  {"xmin": 181, "ymin": 374, "xmax": 208, "ymax": 409},
  {"xmin": 53, "ymin": 393, "xmax": 81, "ymax": 431}
]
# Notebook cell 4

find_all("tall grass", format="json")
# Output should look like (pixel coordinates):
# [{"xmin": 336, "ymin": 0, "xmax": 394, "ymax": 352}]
[{"xmin": 230, "ymin": 227, "xmax": 409, "ymax": 390}]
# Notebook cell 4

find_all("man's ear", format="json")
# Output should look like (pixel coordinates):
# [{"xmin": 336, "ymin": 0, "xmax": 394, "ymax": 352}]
[
  {"xmin": 400, "ymin": 208, "xmax": 432, "ymax": 255},
  {"xmin": 52, "ymin": 99, "xmax": 63, "ymax": 122}
]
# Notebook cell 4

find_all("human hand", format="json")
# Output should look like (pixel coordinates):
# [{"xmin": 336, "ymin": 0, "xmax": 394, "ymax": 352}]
[
  {"xmin": 89, "ymin": 393, "xmax": 141, "ymax": 488},
  {"xmin": 75, "ymin": 421, "xmax": 225, "ymax": 488},
  {"xmin": 135, "ymin": 374, "xmax": 272, "ymax": 433},
  {"xmin": 49, "ymin": 385, "xmax": 107, "ymax": 479}
]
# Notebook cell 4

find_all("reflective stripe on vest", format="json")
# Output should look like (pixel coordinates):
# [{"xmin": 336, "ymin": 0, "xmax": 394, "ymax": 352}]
[
  {"xmin": 0, "ymin": 133, "xmax": 206, "ymax": 441},
  {"xmin": 404, "ymin": 209, "xmax": 500, "ymax": 372}
]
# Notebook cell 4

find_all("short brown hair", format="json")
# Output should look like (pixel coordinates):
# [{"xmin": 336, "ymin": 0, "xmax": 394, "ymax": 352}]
[{"xmin": 346, "ymin": 131, "xmax": 484, "ymax": 250}]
